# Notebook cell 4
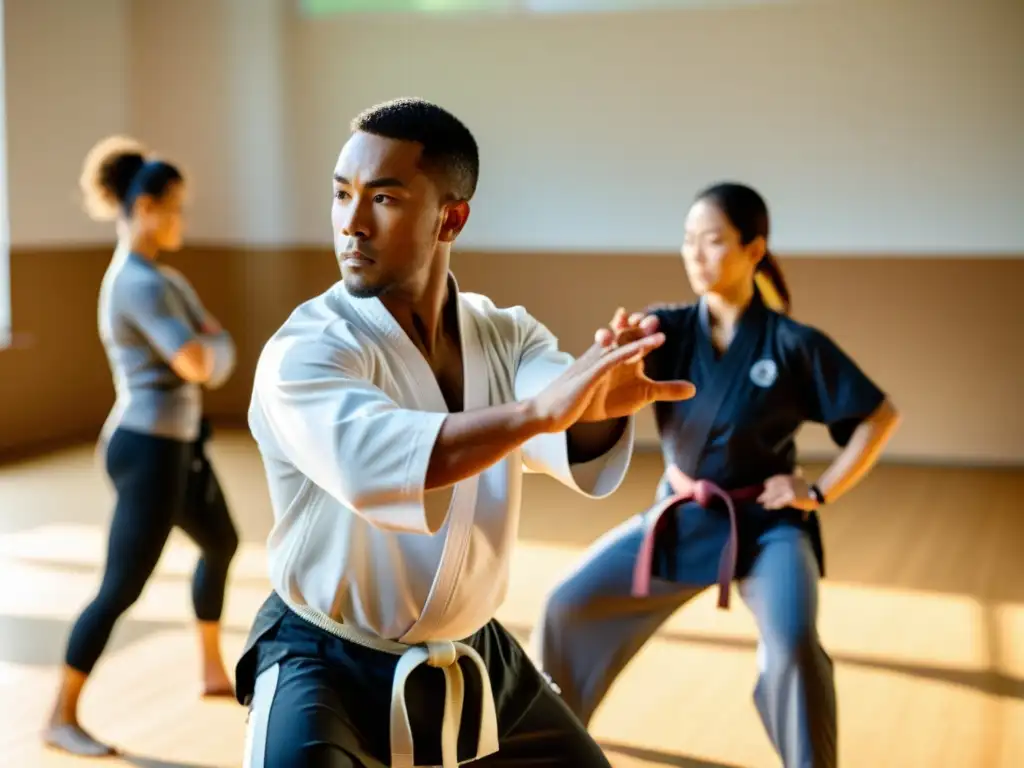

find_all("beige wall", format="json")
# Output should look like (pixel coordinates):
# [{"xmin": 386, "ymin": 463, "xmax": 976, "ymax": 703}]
[
  {"xmin": 1, "ymin": 0, "xmax": 1022, "ymax": 462},
  {"xmin": 2, "ymin": 245, "xmax": 1021, "ymax": 465},
  {"xmin": 6, "ymin": 0, "xmax": 1022, "ymax": 251}
]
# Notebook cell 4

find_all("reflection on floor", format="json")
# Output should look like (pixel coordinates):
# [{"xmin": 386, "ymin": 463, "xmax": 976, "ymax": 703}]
[{"xmin": 0, "ymin": 431, "xmax": 1021, "ymax": 767}]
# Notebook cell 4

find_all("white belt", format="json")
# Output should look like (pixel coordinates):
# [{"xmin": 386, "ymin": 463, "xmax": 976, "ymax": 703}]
[{"xmin": 291, "ymin": 604, "xmax": 499, "ymax": 767}]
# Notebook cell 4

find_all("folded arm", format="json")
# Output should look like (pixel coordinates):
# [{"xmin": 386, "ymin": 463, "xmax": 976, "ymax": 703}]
[
  {"xmin": 158, "ymin": 268, "xmax": 236, "ymax": 388},
  {"xmin": 127, "ymin": 278, "xmax": 235, "ymax": 387}
]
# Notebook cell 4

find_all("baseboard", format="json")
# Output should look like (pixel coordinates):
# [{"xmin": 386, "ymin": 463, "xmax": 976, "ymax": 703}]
[
  {"xmin": 631, "ymin": 438, "xmax": 1024, "ymax": 469},
  {"xmin": 1, "ymin": 426, "xmax": 1019, "ymax": 471},
  {"xmin": 0, "ymin": 430, "xmax": 99, "ymax": 466}
]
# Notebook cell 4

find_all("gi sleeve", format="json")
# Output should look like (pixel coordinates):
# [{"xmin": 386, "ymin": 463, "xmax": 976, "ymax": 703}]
[
  {"xmin": 798, "ymin": 327, "xmax": 887, "ymax": 447},
  {"xmin": 511, "ymin": 309, "xmax": 634, "ymax": 498},
  {"xmin": 252, "ymin": 323, "xmax": 449, "ymax": 534}
]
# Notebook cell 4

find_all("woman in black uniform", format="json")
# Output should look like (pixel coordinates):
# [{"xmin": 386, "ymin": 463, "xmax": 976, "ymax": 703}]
[{"xmin": 536, "ymin": 182, "xmax": 901, "ymax": 768}]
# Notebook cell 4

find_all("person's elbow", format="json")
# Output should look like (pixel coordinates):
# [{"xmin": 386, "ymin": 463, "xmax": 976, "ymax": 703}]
[
  {"xmin": 204, "ymin": 335, "xmax": 237, "ymax": 390},
  {"xmin": 169, "ymin": 340, "xmax": 214, "ymax": 384},
  {"xmin": 869, "ymin": 397, "xmax": 902, "ymax": 439}
]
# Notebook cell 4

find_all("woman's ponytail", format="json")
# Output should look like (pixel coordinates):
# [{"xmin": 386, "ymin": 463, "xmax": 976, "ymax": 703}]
[{"xmin": 754, "ymin": 249, "xmax": 791, "ymax": 315}]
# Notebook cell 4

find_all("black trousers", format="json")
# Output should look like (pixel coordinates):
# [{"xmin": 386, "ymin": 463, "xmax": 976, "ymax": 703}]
[
  {"xmin": 64, "ymin": 423, "xmax": 239, "ymax": 674},
  {"xmin": 238, "ymin": 593, "xmax": 610, "ymax": 767}
]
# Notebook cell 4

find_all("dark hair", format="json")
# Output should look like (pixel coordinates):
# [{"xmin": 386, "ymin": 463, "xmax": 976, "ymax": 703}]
[
  {"xmin": 695, "ymin": 182, "xmax": 791, "ymax": 314},
  {"xmin": 350, "ymin": 97, "xmax": 479, "ymax": 201},
  {"xmin": 79, "ymin": 135, "xmax": 184, "ymax": 221}
]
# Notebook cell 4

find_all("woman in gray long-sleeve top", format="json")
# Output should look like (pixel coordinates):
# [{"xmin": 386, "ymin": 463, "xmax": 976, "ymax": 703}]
[{"xmin": 44, "ymin": 137, "xmax": 240, "ymax": 758}]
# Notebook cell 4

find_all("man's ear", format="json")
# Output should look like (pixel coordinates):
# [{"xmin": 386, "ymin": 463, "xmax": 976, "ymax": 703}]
[{"xmin": 438, "ymin": 200, "xmax": 470, "ymax": 243}]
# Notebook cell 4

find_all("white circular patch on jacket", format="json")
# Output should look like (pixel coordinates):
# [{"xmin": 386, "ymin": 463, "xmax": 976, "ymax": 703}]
[{"xmin": 750, "ymin": 359, "xmax": 778, "ymax": 388}]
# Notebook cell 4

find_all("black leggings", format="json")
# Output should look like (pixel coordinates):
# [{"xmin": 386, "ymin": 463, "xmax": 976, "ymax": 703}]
[{"xmin": 64, "ymin": 424, "xmax": 239, "ymax": 674}]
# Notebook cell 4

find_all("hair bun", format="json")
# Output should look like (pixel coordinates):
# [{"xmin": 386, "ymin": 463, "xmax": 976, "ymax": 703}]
[{"xmin": 79, "ymin": 136, "xmax": 149, "ymax": 222}]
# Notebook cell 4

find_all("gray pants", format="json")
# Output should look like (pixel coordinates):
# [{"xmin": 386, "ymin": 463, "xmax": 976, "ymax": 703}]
[{"xmin": 535, "ymin": 515, "xmax": 837, "ymax": 768}]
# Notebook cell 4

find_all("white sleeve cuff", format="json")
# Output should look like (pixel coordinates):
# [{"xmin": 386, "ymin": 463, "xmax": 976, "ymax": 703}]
[
  {"xmin": 358, "ymin": 411, "xmax": 449, "ymax": 534},
  {"xmin": 523, "ymin": 415, "xmax": 635, "ymax": 498}
]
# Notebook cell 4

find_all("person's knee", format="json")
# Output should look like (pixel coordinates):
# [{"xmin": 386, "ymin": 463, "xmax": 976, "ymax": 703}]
[
  {"xmin": 94, "ymin": 572, "xmax": 148, "ymax": 617},
  {"xmin": 760, "ymin": 618, "xmax": 822, "ymax": 675},
  {"xmin": 252, "ymin": 661, "xmax": 361, "ymax": 768},
  {"xmin": 219, "ymin": 522, "xmax": 240, "ymax": 563},
  {"xmin": 263, "ymin": 741, "xmax": 358, "ymax": 768},
  {"xmin": 541, "ymin": 576, "xmax": 592, "ymax": 637},
  {"xmin": 206, "ymin": 522, "xmax": 239, "ymax": 569}
]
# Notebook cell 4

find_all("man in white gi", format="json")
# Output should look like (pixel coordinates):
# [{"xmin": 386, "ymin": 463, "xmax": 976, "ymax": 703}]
[{"xmin": 237, "ymin": 97, "xmax": 695, "ymax": 768}]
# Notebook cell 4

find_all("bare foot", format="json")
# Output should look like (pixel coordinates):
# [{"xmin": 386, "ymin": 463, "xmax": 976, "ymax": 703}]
[
  {"xmin": 201, "ymin": 671, "xmax": 235, "ymax": 699},
  {"xmin": 197, "ymin": 621, "xmax": 234, "ymax": 699},
  {"xmin": 43, "ymin": 722, "xmax": 117, "ymax": 757}
]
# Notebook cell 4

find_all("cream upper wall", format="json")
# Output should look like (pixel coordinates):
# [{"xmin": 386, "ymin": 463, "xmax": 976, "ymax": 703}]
[
  {"xmin": 287, "ymin": 0, "xmax": 1024, "ymax": 254},
  {"xmin": 4, "ymin": 0, "xmax": 1023, "ymax": 251},
  {"xmin": 5, "ymin": 0, "xmax": 129, "ymax": 247},
  {"xmin": 128, "ymin": 0, "xmax": 294, "ymax": 247}
]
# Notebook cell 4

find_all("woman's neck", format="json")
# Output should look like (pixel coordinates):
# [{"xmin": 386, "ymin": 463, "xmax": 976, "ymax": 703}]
[
  {"xmin": 126, "ymin": 231, "xmax": 159, "ymax": 261},
  {"xmin": 704, "ymin": 279, "xmax": 755, "ymax": 333}
]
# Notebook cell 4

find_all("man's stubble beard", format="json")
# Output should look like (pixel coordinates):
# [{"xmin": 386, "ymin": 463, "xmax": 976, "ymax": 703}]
[
  {"xmin": 342, "ymin": 272, "xmax": 394, "ymax": 300},
  {"xmin": 336, "ymin": 249, "xmax": 391, "ymax": 299}
]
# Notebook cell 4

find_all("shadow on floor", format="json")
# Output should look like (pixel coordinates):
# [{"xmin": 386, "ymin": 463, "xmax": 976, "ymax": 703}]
[
  {"xmin": 1, "ymin": 553, "xmax": 271, "ymax": 588},
  {"xmin": 0, "ymin": 614, "xmax": 248, "ymax": 667},
  {"xmin": 501, "ymin": 621, "xmax": 1024, "ymax": 702},
  {"xmin": 121, "ymin": 756, "xmax": 226, "ymax": 768},
  {"xmin": 599, "ymin": 741, "xmax": 745, "ymax": 767}
]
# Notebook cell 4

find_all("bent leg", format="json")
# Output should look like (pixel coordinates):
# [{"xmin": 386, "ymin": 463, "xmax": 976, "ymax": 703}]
[
  {"xmin": 535, "ymin": 515, "xmax": 700, "ymax": 726},
  {"xmin": 245, "ymin": 659, "xmax": 383, "ymax": 768},
  {"xmin": 47, "ymin": 430, "xmax": 187, "ymax": 756},
  {"xmin": 480, "ymin": 682, "xmax": 611, "ymax": 767},
  {"xmin": 177, "ymin": 448, "xmax": 240, "ymax": 696},
  {"xmin": 63, "ymin": 490, "xmax": 176, "ymax": 673},
  {"xmin": 178, "ymin": 450, "xmax": 239, "ymax": 622},
  {"xmin": 739, "ymin": 525, "xmax": 837, "ymax": 768}
]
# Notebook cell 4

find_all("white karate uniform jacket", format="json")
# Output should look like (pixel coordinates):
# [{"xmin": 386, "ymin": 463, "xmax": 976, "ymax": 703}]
[{"xmin": 247, "ymin": 278, "xmax": 634, "ymax": 766}]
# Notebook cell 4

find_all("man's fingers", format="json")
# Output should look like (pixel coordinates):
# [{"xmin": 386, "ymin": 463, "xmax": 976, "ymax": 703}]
[
  {"xmin": 611, "ymin": 307, "xmax": 628, "ymax": 331},
  {"xmin": 639, "ymin": 314, "xmax": 660, "ymax": 334},
  {"xmin": 612, "ymin": 327, "xmax": 647, "ymax": 347},
  {"xmin": 580, "ymin": 339, "xmax": 612, "ymax": 365},
  {"xmin": 611, "ymin": 313, "xmax": 661, "ymax": 345},
  {"xmin": 652, "ymin": 379, "xmax": 697, "ymax": 402},
  {"xmin": 612, "ymin": 314, "xmax": 660, "ymax": 343},
  {"xmin": 596, "ymin": 310, "xmax": 660, "ymax": 349},
  {"xmin": 593, "ymin": 333, "xmax": 666, "ymax": 374}
]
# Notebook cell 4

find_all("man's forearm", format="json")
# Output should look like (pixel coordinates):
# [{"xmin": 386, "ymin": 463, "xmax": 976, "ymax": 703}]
[
  {"xmin": 566, "ymin": 417, "xmax": 628, "ymax": 464},
  {"xmin": 425, "ymin": 401, "xmax": 550, "ymax": 491}
]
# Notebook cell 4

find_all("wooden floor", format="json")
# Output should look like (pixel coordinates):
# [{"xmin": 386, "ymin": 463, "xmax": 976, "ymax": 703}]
[{"xmin": 0, "ymin": 430, "xmax": 1022, "ymax": 767}]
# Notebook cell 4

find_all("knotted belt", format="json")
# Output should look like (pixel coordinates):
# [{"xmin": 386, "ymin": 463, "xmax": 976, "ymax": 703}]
[
  {"xmin": 631, "ymin": 465, "xmax": 763, "ymax": 609},
  {"xmin": 291, "ymin": 603, "xmax": 499, "ymax": 768}
]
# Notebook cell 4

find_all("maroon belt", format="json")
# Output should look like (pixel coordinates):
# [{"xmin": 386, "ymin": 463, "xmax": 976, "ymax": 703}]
[{"xmin": 631, "ymin": 465, "xmax": 763, "ymax": 610}]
